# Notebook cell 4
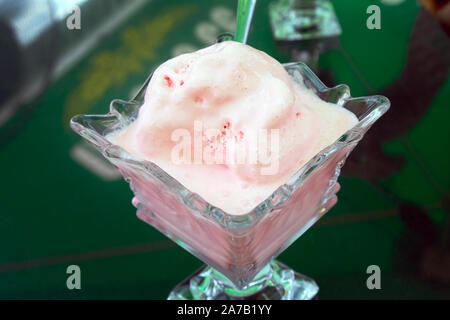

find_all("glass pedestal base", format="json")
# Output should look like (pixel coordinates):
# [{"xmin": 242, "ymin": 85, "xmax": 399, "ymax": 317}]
[{"xmin": 167, "ymin": 260, "xmax": 319, "ymax": 300}]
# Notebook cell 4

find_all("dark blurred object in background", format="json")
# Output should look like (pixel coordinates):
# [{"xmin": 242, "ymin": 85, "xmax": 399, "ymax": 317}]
[
  {"xmin": 0, "ymin": 20, "xmax": 21, "ymax": 107},
  {"xmin": 421, "ymin": 0, "xmax": 450, "ymax": 35},
  {"xmin": 0, "ymin": 0, "xmax": 147, "ymax": 140},
  {"xmin": 0, "ymin": 0, "xmax": 54, "ymax": 128},
  {"xmin": 343, "ymin": 6, "xmax": 450, "ymax": 180}
]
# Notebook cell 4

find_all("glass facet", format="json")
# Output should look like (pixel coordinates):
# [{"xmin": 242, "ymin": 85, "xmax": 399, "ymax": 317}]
[{"xmin": 70, "ymin": 62, "xmax": 390, "ymax": 300}]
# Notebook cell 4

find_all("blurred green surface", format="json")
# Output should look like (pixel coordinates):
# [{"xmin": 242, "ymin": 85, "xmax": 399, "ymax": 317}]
[{"xmin": 0, "ymin": 0, "xmax": 449, "ymax": 299}]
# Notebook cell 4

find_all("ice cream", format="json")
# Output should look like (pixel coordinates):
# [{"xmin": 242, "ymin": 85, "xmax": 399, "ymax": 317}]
[{"xmin": 109, "ymin": 41, "xmax": 358, "ymax": 215}]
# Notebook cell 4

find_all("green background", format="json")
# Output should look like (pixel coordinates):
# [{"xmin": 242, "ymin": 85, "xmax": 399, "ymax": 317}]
[{"xmin": 0, "ymin": 0, "xmax": 449, "ymax": 299}]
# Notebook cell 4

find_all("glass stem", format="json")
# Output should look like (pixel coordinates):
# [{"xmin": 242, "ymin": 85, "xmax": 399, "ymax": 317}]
[{"xmin": 208, "ymin": 263, "xmax": 274, "ymax": 298}]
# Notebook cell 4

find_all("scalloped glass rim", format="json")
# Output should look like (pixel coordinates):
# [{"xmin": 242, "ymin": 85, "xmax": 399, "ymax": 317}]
[{"xmin": 70, "ymin": 61, "xmax": 389, "ymax": 230}]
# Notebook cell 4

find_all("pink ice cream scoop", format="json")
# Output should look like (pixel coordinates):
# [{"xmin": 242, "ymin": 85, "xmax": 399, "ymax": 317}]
[{"xmin": 110, "ymin": 41, "xmax": 358, "ymax": 215}]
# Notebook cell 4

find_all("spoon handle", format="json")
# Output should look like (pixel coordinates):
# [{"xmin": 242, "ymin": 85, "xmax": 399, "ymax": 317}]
[{"xmin": 234, "ymin": 0, "xmax": 257, "ymax": 44}]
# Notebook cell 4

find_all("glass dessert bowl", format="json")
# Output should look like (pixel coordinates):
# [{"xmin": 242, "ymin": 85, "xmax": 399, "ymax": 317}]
[{"xmin": 70, "ymin": 61, "xmax": 389, "ymax": 300}]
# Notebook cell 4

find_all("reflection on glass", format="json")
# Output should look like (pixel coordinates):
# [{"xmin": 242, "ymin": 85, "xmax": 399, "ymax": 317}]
[{"xmin": 269, "ymin": 0, "xmax": 342, "ymax": 41}]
